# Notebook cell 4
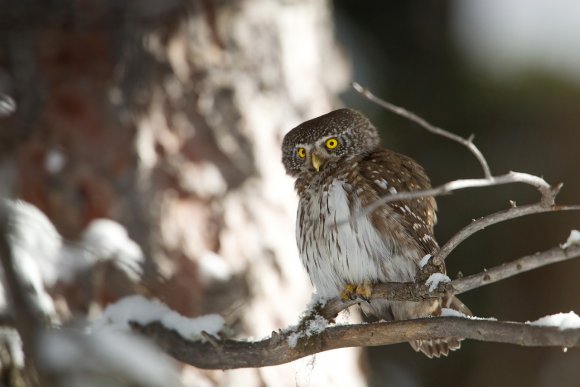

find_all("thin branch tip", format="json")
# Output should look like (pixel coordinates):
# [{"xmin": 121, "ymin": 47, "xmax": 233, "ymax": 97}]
[{"xmin": 352, "ymin": 82, "xmax": 492, "ymax": 179}]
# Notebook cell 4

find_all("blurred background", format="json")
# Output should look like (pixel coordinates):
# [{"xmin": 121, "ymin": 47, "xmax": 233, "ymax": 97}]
[{"xmin": 0, "ymin": 0, "xmax": 579, "ymax": 386}]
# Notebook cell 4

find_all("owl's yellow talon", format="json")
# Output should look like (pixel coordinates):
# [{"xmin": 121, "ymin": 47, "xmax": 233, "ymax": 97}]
[
  {"xmin": 341, "ymin": 284, "xmax": 357, "ymax": 301},
  {"xmin": 356, "ymin": 282, "xmax": 373, "ymax": 301},
  {"xmin": 340, "ymin": 283, "xmax": 373, "ymax": 301}
]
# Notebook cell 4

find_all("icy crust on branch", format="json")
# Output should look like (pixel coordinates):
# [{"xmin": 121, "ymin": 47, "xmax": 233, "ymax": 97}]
[
  {"xmin": 287, "ymin": 314, "xmax": 329, "ymax": 348},
  {"xmin": 441, "ymin": 308, "xmax": 498, "ymax": 321},
  {"xmin": 527, "ymin": 312, "xmax": 580, "ymax": 330},
  {"xmin": 562, "ymin": 230, "xmax": 580, "ymax": 249},
  {"xmin": 425, "ymin": 273, "xmax": 451, "ymax": 292},
  {"xmin": 97, "ymin": 295, "xmax": 225, "ymax": 340},
  {"xmin": 419, "ymin": 254, "xmax": 432, "ymax": 268}
]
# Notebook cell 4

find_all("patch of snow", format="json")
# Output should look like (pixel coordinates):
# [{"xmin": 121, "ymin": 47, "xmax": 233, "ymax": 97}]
[
  {"xmin": 80, "ymin": 219, "xmax": 144, "ymax": 282},
  {"xmin": 388, "ymin": 187, "xmax": 397, "ymax": 194},
  {"xmin": 2, "ymin": 199, "xmax": 62, "ymax": 286},
  {"xmin": 198, "ymin": 250, "xmax": 232, "ymax": 284},
  {"xmin": 287, "ymin": 332, "xmax": 300, "ymax": 348},
  {"xmin": 419, "ymin": 254, "xmax": 432, "ymax": 268},
  {"xmin": 161, "ymin": 312, "xmax": 225, "ymax": 340},
  {"xmin": 97, "ymin": 295, "xmax": 224, "ymax": 340},
  {"xmin": 441, "ymin": 308, "xmax": 467, "ymax": 318},
  {"xmin": 562, "ymin": 230, "xmax": 580, "ymax": 249},
  {"xmin": 527, "ymin": 311, "xmax": 580, "ymax": 330},
  {"xmin": 425, "ymin": 273, "xmax": 451, "ymax": 292},
  {"xmin": 287, "ymin": 315, "xmax": 329, "ymax": 348}
]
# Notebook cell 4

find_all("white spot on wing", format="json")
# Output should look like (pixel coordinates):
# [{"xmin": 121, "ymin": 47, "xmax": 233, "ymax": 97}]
[{"xmin": 374, "ymin": 179, "xmax": 389, "ymax": 190}]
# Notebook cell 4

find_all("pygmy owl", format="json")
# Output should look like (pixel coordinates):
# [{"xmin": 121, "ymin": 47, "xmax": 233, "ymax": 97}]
[{"xmin": 282, "ymin": 108, "xmax": 470, "ymax": 358}]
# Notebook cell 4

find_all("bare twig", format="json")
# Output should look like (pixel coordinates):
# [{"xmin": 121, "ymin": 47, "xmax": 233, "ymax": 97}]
[
  {"xmin": 353, "ymin": 82, "xmax": 492, "ymax": 179},
  {"xmin": 134, "ymin": 317, "xmax": 580, "ymax": 370},
  {"xmin": 352, "ymin": 171, "xmax": 559, "ymax": 226},
  {"xmin": 435, "ymin": 203, "xmax": 580, "ymax": 264},
  {"xmin": 452, "ymin": 243, "xmax": 580, "ymax": 294}
]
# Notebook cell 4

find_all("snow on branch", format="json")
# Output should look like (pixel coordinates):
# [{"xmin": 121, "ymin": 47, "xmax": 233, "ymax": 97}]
[
  {"xmin": 128, "ymin": 85, "xmax": 580, "ymax": 369},
  {"xmin": 134, "ymin": 315, "xmax": 580, "ymax": 370},
  {"xmin": 130, "ymin": 242, "xmax": 580, "ymax": 369}
]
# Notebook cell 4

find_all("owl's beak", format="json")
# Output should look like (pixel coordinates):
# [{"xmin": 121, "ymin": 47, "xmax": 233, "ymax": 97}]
[{"xmin": 311, "ymin": 153, "xmax": 324, "ymax": 172}]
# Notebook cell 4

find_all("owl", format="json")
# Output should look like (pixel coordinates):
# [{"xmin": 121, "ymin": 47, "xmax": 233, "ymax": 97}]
[{"xmin": 282, "ymin": 108, "xmax": 470, "ymax": 358}]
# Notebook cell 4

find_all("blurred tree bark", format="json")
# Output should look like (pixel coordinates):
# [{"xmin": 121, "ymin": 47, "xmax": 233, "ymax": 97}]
[{"xmin": 0, "ymin": 0, "xmax": 363, "ymax": 385}]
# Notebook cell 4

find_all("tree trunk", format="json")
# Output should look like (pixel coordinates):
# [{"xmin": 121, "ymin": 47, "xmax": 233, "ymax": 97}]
[{"xmin": 1, "ymin": 0, "xmax": 363, "ymax": 385}]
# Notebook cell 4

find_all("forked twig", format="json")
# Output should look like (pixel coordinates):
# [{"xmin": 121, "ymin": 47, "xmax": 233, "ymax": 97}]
[
  {"xmin": 353, "ymin": 82, "xmax": 492, "ymax": 179},
  {"xmin": 351, "ymin": 83, "xmax": 579, "ymax": 265}
]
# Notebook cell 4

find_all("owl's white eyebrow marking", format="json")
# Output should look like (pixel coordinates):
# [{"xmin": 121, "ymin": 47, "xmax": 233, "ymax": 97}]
[{"xmin": 294, "ymin": 143, "xmax": 313, "ymax": 149}]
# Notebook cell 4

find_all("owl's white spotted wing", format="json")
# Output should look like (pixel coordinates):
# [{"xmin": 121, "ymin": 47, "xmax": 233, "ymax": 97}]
[{"xmin": 357, "ymin": 148, "xmax": 439, "ymax": 258}]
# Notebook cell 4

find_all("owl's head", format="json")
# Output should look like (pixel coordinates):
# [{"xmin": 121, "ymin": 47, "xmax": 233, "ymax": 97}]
[{"xmin": 282, "ymin": 108, "xmax": 380, "ymax": 177}]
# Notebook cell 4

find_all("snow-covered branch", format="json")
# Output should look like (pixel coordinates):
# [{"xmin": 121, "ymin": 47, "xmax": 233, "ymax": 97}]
[
  {"xmin": 134, "ymin": 315, "xmax": 580, "ymax": 370},
  {"xmin": 318, "ymin": 242, "xmax": 580, "ymax": 320},
  {"xmin": 129, "ymin": 240, "xmax": 580, "ymax": 369}
]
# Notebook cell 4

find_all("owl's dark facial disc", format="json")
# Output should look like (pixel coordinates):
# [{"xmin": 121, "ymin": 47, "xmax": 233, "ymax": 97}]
[{"xmin": 281, "ymin": 108, "xmax": 380, "ymax": 177}]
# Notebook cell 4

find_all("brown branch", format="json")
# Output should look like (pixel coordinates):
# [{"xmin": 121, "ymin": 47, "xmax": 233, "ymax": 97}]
[
  {"xmin": 319, "ymin": 243, "xmax": 580, "ymax": 320},
  {"xmin": 435, "ymin": 202, "xmax": 580, "ymax": 264},
  {"xmin": 129, "ymin": 242, "xmax": 580, "ymax": 369},
  {"xmin": 353, "ymin": 82, "xmax": 492, "ymax": 179},
  {"xmin": 133, "ymin": 317, "xmax": 580, "ymax": 370},
  {"xmin": 453, "ymin": 239, "xmax": 580, "ymax": 293}
]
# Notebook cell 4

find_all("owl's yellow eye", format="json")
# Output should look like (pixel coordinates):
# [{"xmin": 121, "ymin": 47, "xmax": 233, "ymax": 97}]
[
  {"xmin": 325, "ymin": 138, "xmax": 339, "ymax": 149},
  {"xmin": 297, "ymin": 147, "xmax": 306, "ymax": 158}
]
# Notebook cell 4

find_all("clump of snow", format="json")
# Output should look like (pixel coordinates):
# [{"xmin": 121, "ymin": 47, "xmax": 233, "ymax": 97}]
[
  {"xmin": 198, "ymin": 250, "xmax": 232, "ymax": 284},
  {"xmin": 0, "ymin": 200, "xmax": 60, "ymax": 320},
  {"xmin": 79, "ymin": 219, "xmax": 144, "ymax": 282},
  {"xmin": 419, "ymin": 254, "xmax": 432, "ymax": 268},
  {"xmin": 305, "ymin": 293, "xmax": 328, "ymax": 312},
  {"xmin": 287, "ymin": 315, "xmax": 329, "ymax": 349},
  {"xmin": 441, "ymin": 308, "xmax": 467, "ymax": 318},
  {"xmin": 562, "ymin": 230, "xmax": 580, "ymax": 249},
  {"xmin": 97, "ymin": 295, "xmax": 225, "ymax": 340},
  {"xmin": 527, "ymin": 312, "xmax": 580, "ymax": 330},
  {"xmin": 2, "ymin": 199, "xmax": 62, "ymax": 287},
  {"xmin": 287, "ymin": 332, "xmax": 300, "ymax": 348},
  {"xmin": 425, "ymin": 273, "xmax": 451, "ymax": 292}
]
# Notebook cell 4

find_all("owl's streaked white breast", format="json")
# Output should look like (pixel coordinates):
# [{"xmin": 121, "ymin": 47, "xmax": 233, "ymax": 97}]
[{"xmin": 296, "ymin": 179, "xmax": 417, "ymax": 298}]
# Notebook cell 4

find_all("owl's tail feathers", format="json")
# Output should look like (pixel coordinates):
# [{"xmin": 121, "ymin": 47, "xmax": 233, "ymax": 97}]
[
  {"xmin": 410, "ymin": 337, "xmax": 461, "ymax": 358},
  {"xmin": 411, "ymin": 295, "xmax": 472, "ymax": 358}
]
